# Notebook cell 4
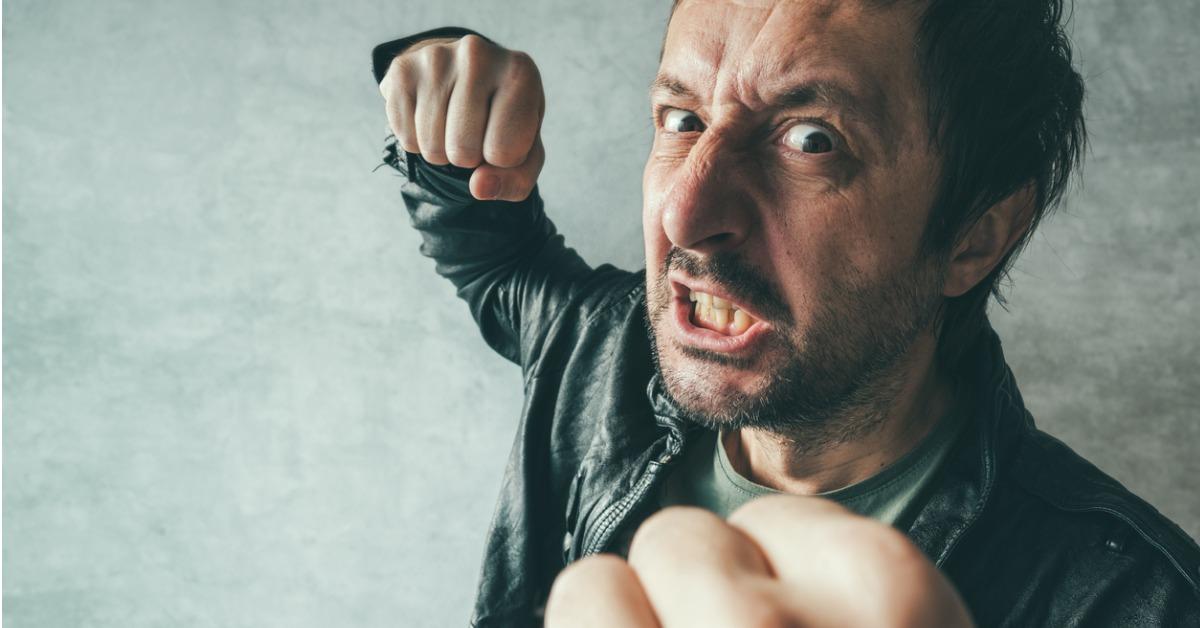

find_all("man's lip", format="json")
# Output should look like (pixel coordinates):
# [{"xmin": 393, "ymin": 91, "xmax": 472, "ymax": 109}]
[
  {"xmin": 668, "ymin": 291, "xmax": 771, "ymax": 354},
  {"xmin": 667, "ymin": 272, "xmax": 769, "ymax": 323}
]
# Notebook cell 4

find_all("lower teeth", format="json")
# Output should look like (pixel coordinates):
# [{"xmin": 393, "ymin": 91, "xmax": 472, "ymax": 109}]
[{"xmin": 693, "ymin": 304, "xmax": 752, "ymax": 334}]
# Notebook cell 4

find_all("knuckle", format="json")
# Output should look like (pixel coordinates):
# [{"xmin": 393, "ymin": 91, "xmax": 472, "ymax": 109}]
[
  {"xmin": 546, "ymin": 555, "xmax": 629, "ymax": 619},
  {"xmin": 557, "ymin": 554, "xmax": 626, "ymax": 589},
  {"xmin": 816, "ymin": 519, "xmax": 931, "ymax": 590},
  {"xmin": 382, "ymin": 62, "xmax": 413, "ymax": 98},
  {"xmin": 726, "ymin": 496, "xmax": 770, "ymax": 526},
  {"xmin": 726, "ymin": 495, "xmax": 776, "ymax": 526},
  {"xmin": 506, "ymin": 50, "xmax": 535, "ymax": 71},
  {"xmin": 415, "ymin": 43, "xmax": 451, "ymax": 73},
  {"xmin": 728, "ymin": 494, "xmax": 844, "ymax": 528},
  {"xmin": 388, "ymin": 54, "xmax": 417, "ymax": 85},
  {"xmin": 397, "ymin": 133, "xmax": 419, "ymax": 153},
  {"xmin": 484, "ymin": 147, "xmax": 524, "ymax": 169},
  {"xmin": 504, "ymin": 51, "xmax": 536, "ymax": 81},
  {"xmin": 849, "ymin": 523, "xmax": 926, "ymax": 568},
  {"xmin": 509, "ymin": 53, "xmax": 544, "ymax": 91},
  {"xmin": 629, "ymin": 506, "xmax": 717, "ymax": 559},
  {"xmin": 422, "ymin": 151, "xmax": 449, "ymax": 166},
  {"xmin": 548, "ymin": 559, "xmax": 589, "ymax": 598},
  {"xmin": 416, "ymin": 134, "xmax": 447, "ymax": 162},
  {"xmin": 445, "ymin": 143, "xmax": 482, "ymax": 167},
  {"xmin": 389, "ymin": 51, "xmax": 410, "ymax": 71},
  {"xmin": 456, "ymin": 33, "xmax": 489, "ymax": 60},
  {"xmin": 386, "ymin": 54, "xmax": 407, "ymax": 77}
]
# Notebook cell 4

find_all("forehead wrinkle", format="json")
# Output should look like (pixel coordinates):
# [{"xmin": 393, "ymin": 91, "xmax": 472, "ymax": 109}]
[
  {"xmin": 660, "ymin": 0, "xmax": 906, "ymax": 162},
  {"xmin": 722, "ymin": 0, "xmax": 852, "ymax": 107},
  {"xmin": 741, "ymin": 16, "xmax": 899, "ymax": 163}
]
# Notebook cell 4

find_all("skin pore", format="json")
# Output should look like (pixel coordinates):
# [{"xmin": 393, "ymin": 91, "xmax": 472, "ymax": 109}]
[{"xmin": 641, "ymin": 0, "xmax": 964, "ymax": 495}]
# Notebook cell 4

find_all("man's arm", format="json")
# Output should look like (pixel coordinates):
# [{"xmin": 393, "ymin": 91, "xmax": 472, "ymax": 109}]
[{"xmin": 374, "ymin": 32, "xmax": 633, "ymax": 370}]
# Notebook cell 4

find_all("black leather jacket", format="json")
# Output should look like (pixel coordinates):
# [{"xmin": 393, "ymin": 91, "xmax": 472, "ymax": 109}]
[{"xmin": 372, "ymin": 31, "xmax": 1200, "ymax": 628}]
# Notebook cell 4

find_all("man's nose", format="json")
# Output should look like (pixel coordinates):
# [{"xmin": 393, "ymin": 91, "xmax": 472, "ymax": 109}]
[{"xmin": 659, "ymin": 137, "xmax": 754, "ymax": 255}]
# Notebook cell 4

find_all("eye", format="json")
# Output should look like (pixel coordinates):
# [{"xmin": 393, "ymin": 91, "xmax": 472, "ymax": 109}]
[
  {"xmin": 662, "ymin": 108, "xmax": 704, "ymax": 133},
  {"xmin": 784, "ymin": 123, "xmax": 835, "ymax": 154}
]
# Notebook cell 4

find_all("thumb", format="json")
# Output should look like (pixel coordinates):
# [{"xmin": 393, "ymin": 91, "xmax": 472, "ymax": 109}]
[{"xmin": 469, "ymin": 136, "xmax": 546, "ymax": 202}]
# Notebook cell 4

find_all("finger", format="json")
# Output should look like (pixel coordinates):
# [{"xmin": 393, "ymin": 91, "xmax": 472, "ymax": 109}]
[
  {"xmin": 481, "ymin": 52, "xmax": 543, "ymax": 169},
  {"xmin": 444, "ymin": 35, "xmax": 493, "ymax": 168},
  {"xmin": 470, "ymin": 134, "xmax": 544, "ymax": 202},
  {"xmin": 386, "ymin": 89, "xmax": 419, "ymax": 154},
  {"xmin": 625, "ymin": 506, "xmax": 787, "ymax": 627},
  {"xmin": 412, "ymin": 48, "xmax": 453, "ymax": 165},
  {"xmin": 443, "ymin": 68, "xmax": 490, "ymax": 168},
  {"xmin": 728, "ymin": 495, "xmax": 917, "ymax": 591},
  {"xmin": 727, "ymin": 495, "xmax": 975, "ymax": 627},
  {"xmin": 545, "ymin": 554, "xmax": 660, "ymax": 628}
]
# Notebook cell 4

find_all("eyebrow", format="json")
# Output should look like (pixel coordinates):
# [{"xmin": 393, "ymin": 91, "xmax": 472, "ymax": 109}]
[{"xmin": 650, "ymin": 72, "xmax": 889, "ymax": 138}]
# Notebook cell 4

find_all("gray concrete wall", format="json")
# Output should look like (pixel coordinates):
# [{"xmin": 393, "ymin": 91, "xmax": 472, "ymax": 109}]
[{"xmin": 4, "ymin": 0, "xmax": 1197, "ymax": 625}]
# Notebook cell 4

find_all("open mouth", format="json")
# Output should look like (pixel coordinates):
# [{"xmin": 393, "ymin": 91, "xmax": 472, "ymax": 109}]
[{"xmin": 668, "ymin": 278, "xmax": 771, "ymax": 354}]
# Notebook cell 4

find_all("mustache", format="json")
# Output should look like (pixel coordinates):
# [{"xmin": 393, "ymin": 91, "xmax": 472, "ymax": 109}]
[{"xmin": 664, "ymin": 246, "xmax": 794, "ymax": 326}]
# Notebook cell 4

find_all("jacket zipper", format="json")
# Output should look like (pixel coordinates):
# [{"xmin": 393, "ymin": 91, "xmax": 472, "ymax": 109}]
[{"xmin": 581, "ymin": 448, "xmax": 678, "ymax": 556}]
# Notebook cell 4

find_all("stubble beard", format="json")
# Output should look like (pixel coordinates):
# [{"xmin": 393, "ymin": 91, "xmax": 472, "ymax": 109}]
[{"xmin": 643, "ymin": 247, "xmax": 947, "ymax": 454}]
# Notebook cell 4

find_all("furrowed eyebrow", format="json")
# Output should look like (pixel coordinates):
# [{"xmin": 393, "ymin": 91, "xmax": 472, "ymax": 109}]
[
  {"xmin": 774, "ymin": 83, "xmax": 888, "ymax": 136},
  {"xmin": 650, "ymin": 72, "xmax": 889, "ymax": 139},
  {"xmin": 650, "ymin": 74, "xmax": 694, "ymax": 98}
]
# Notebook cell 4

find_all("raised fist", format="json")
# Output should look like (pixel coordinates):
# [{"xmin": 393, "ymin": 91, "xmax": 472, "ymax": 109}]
[{"xmin": 379, "ymin": 34, "xmax": 546, "ymax": 202}]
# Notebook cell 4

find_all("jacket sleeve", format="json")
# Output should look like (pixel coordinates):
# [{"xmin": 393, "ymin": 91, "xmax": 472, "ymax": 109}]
[
  {"xmin": 373, "ymin": 31, "xmax": 636, "ymax": 372},
  {"xmin": 390, "ymin": 146, "xmax": 638, "ymax": 370}
]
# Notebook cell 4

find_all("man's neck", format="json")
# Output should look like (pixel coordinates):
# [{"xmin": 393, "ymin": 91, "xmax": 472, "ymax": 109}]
[{"xmin": 722, "ymin": 333, "xmax": 955, "ymax": 495}]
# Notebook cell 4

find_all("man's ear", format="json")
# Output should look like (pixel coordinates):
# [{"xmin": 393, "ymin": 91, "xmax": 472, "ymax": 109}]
[{"xmin": 942, "ymin": 184, "xmax": 1037, "ymax": 298}]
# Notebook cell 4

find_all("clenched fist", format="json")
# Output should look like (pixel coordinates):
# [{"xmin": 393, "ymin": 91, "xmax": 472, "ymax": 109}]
[
  {"xmin": 379, "ymin": 34, "xmax": 546, "ymax": 202},
  {"xmin": 546, "ymin": 496, "xmax": 976, "ymax": 627}
]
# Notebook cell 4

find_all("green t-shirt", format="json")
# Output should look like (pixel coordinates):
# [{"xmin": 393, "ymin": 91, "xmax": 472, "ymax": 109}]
[{"xmin": 658, "ymin": 408, "xmax": 966, "ymax": 528}]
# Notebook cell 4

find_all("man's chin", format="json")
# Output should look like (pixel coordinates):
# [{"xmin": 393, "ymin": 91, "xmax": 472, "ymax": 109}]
[{"xmin": 655, "ymin": 339, "xmax": 774, "ymax": 424}]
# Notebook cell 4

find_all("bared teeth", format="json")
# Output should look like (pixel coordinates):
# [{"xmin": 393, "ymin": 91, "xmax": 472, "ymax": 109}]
[
  {"xmin": 689, "ymin": 289, "xmax": 759, "ymax": 334},
  {"xmin": 688, "ymin": 290, "xmax": 735, "ymax": 310},
  {"xmin": 731, "ymin": 309, "xmax": 752, "ymax": 334}
]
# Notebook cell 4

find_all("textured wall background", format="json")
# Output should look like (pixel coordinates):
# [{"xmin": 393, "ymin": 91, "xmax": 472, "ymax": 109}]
[{"xmin": 3, "ymin": 0, "xmax": 1197, "ymax": 625}]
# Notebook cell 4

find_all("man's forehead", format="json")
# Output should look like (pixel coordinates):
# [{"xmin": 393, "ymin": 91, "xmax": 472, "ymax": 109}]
[{"xmin": 660, "ymin": 0, "xmax": 911, "ymax": 100}]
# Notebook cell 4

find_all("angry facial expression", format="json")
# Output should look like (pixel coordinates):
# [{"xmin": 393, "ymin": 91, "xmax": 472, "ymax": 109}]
[{"xmin": 642, "ymin": 0, "xmax": 948, "ymax": 436}]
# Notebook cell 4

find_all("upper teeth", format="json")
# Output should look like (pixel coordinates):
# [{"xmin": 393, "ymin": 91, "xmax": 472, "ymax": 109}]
[
  {"xmin": 689, "ymin": 290, "xmax": 738, "ymax": 311},
  {"xmin": 689, "ymin": 289, "xmax": 757, "ymax": 333}
]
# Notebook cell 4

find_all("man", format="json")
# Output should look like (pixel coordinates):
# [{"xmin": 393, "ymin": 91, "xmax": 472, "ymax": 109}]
[{"xmin": 371, "ymin": 1, "xmax": 1200, "ymax": 625}]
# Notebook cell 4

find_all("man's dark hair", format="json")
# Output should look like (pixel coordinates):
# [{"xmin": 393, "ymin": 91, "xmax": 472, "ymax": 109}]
[
  {"xmin": 914, "ymin": 0, "xmax": 1086, "ymax": 368},
  {"xmin": 665, "ymin": 0, "xmax": 1087, "ymax": 369}
]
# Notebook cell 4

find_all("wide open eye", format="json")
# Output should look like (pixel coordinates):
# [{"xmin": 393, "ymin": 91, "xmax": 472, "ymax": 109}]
[
  {"xmin": 662, "ymin": 108, "xmax": 704, "ymax": 133},
  {"xmin": 784, "ymin": 123, "xmax": 835, "ymax": 154}
]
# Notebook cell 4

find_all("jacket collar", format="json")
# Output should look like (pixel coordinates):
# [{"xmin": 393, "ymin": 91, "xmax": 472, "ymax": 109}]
[{"xmin": 907, "ymin": 322, "xmax": 1028, "ymax": 564}]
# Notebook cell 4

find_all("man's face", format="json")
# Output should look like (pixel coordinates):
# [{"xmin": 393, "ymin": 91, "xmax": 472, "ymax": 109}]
[{"xmin": 642, "ymin": 0, "xmax": 948, "ymax": 436}]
